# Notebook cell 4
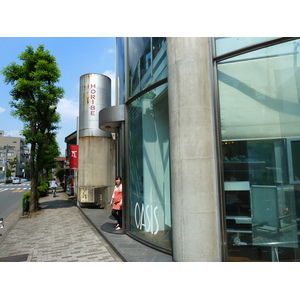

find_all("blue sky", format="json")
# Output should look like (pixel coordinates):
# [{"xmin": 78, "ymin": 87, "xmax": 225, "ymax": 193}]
[{"xmin": 0, "ymin": 37, "xmax": 115, "ymax": 156}]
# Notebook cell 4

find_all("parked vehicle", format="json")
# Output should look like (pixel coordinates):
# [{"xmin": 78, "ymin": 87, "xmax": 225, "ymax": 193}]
[
  {"xmin": 66, "ymin": 175, "xmax": 74, "ymax": 196},
  {"xmin": 12, "ymin": 177, "xmax": 21, "ymax": 184}
]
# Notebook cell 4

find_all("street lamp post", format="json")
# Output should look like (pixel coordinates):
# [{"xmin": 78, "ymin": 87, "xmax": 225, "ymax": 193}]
[{"xmin": 4, "ymin": 145, "xmax": 9, "ymax": 182}]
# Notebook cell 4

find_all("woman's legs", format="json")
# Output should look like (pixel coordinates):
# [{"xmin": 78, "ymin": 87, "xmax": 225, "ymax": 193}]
[
  {"xmin": 111, "ymin": 209, "xmax": 122, "ymax": 228},
  {"xmin": 118, "ymin": 210, "xmax": 122, "ymax": 228}
]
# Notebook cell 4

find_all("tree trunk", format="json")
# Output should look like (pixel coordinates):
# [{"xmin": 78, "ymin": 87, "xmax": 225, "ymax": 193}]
[
  {"xmin": 29, "ymin": 172, "xmax": 39, "ymax": 212},
  {"xmin": 29, "ymin": 142, "xmax": 39, "ymax": 212}
]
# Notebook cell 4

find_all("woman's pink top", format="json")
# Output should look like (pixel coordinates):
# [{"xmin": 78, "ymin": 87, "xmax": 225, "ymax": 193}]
[{"xmin": 112, "ymin": 184, "xmax": 122, "ymax": 210}]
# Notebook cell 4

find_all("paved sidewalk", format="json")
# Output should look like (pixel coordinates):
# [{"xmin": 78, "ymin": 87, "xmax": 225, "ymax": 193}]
[
  {"xmin": 80, "ymin": 206, "xmax": 173, "ymax": 262},
  {"xmin": 0, "ymin": 188, "xmax": 123, "ymax": 262}
]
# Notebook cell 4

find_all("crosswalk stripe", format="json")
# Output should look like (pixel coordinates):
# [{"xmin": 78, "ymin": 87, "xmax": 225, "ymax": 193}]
[
  {"xmin": 5, "ymin": 183, "xmax": 30, "ymax": 187},
  {"xmin": 0, "ymin": 187, "xmax": 31, "ymax": 192}
]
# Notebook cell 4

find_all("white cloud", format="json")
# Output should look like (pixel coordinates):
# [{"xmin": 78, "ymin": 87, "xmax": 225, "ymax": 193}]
[
  {"xmin": 7, "ymin": 130, "xmax": 22, "ymax": 137},
  {"xmin": 0, "ymin": 107, "xmax": 6, "ymax": 113},
  {"xmin": 57, "ymin": 98, "xmax": 79, "ymax": 120},
  {"xmin": 107, "ymin": 48, "xmax": 115, "ymax": 54}
]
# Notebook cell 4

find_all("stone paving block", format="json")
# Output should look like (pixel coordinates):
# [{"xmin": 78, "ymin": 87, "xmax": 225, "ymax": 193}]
[{"xmin": 0, "ymin": 190, "xmax": 123, "ymax": 262}]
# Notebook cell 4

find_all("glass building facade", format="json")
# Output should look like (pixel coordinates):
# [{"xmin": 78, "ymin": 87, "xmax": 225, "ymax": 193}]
[
  {"xmin": 216, "ymin": 37, "xmax": 300, "ymax": 261},
  {"xmin": 113, "ymin": 37, "xmax": 300, "ymax": 261},
  {"xmin": 116, "ymin": 37, "xmax": 171, "ymax": 252}
]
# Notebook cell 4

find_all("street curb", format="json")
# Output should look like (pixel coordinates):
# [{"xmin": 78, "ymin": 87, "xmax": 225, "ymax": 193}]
[{"xmin": 0, "ymin": 204, "xmax": 22, "ymax": 247}]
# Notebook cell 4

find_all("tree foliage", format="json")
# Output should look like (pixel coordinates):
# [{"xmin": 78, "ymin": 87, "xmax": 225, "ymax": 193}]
[
  {"xmin": 1, "ymin": 45, "xmax": 64, "ymax": 212},
  {"xmin": 40, "ymin": 136, "xmax": 60, "ymax": 179}
]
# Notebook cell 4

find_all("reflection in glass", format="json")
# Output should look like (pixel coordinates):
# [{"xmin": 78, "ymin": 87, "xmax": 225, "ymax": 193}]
[
  {"xmin": 215, "ymin": 37, "xmax": 276, "ymax": 57},
  {"xmin": 251, "ymin": 185, "xmax": 297, "ymax": 249},
  {"xmin": 287, "ymin": 139, "xmax": 300, "ymax": 184},
  {"xmin": 223, "ymin": 140, "xmax": 299, "ymax": 261},
  {"xmin": 291, "ymin": 141, "xmax": 300, "ymax": 181},
  {"xmin": 128, "ymin": 83, "xmax": 171, "ymax": 251},
  {"xmin": 116, "ymin": 38, "xmax": 125, "ymax": 105},
  {"xmin": 218, "ymin": 39, "xmax": 300, "ymax": 261},
  {"xmin": 128, "ymin": 37, "xmax": 167, "ymax": 97}
]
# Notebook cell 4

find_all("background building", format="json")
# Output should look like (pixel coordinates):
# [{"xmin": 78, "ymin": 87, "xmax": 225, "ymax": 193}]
[
  {"xmin": 64, "ymin": 131, "xmax": 77, "ymax": 196},
  {"xmin": 0, "ymin": 130, "xmax": 29, "ymax": 181}
]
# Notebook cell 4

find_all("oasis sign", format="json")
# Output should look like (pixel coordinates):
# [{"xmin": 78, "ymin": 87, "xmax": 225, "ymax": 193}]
[{"xmin": 134, "ymin": 202, "xmax": 159, "ymax": 235}]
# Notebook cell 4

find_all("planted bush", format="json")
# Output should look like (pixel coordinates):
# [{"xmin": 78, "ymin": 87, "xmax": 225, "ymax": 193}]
[
  {"xmin": 22, "ymin": 191, "xmax": 30, "ymax": 213},
  {"xmin": 22, "ymin": 181, "xmax": 48, "ymax": 214},
  {"xmin": 37, "ymin": 182, "xmax": 49, "ymax": 197}
]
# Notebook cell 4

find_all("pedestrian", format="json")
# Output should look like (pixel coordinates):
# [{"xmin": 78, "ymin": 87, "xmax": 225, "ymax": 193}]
[
  {"xmin": 110, "ymin": 176, "xmax": 123, "ymax": 230},
  {"xmin": 50, "ymin": 178, "xmax": 58, "ymax": 197}
]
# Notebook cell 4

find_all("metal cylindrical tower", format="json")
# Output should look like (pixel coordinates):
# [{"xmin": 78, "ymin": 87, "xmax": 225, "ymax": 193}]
[
  {"xmin": 77, "ymin": 73, "xmax": 115, "ymax": 207},
  {"xmin": 79, "ymin": 73, "xmax": 111, "ymax": 138}
]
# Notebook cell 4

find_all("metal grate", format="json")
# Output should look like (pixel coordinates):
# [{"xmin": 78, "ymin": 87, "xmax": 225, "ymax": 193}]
[{"xmin": 0, "ymin": 253, "xmax": 29, "ymax": 262}]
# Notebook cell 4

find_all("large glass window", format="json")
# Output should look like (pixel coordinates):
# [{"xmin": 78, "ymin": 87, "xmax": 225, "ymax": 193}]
[
  {"xmin": 215, "ymin": 37, "xmax": 276, "ymax": 56},
  {"xmin": 128, "ymin": 37, "xmax": 167, "ymax": 97},
  {"xmin": 217, "ymin": 39, "xmax": 300, "ymax": 261},
  {"xmin": 116, "ymin": 38, "xmax": 125, "ymax": 105},
  {"xmin": 128, "ymin": 83, "xmax": 171, "ymax": 251}
]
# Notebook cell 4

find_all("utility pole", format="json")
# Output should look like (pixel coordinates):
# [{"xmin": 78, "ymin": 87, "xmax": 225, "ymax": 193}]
[{"xmin": 4, "ymin": 145, "xmax": 8, "ymax": 182}]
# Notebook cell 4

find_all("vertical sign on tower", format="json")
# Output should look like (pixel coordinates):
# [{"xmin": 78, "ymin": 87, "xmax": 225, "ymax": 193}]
[
  {"xmin": 69, "ymin": 145, "xmax": 79, "ymax": 170},
  {"xmin": 90, "ymin": 83, "xmax": 96, "ymax": 116}
]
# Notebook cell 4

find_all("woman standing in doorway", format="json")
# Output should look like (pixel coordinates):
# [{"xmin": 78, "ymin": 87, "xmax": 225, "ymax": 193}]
[{"xmin": 110, "ymin": 176, "xmax": 123, "ymax": 230}]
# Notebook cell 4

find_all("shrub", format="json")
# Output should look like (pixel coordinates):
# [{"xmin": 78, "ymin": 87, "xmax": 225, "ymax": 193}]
[
  {"xmin": 37, "ymin": 181, "xmax": 49, "ymax": 197},
  {"xmin": 22, "ymin": 191, "xmax": 31, "ymax": 213},
  {"xmin": 22, "ymin": 181, "xmax": 50, "ymax": 214}
]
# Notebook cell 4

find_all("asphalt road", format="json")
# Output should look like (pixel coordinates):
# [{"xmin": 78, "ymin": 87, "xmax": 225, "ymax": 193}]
[{"xmin": 0, "ymin": 182, "xmax": 30, "ymax": 219}]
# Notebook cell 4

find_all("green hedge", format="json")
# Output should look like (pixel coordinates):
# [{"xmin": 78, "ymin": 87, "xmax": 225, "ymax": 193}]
[
  {"xmin": 37, "ymin": 182, "xmax": 49, "ymax": 198},
  {"xmin": 22, "ymin": 191, "xmax": 31, "ymax": 213},
  {"xmin": 22, "ymin": 181, "xmax": 50, "ymax": 213}
]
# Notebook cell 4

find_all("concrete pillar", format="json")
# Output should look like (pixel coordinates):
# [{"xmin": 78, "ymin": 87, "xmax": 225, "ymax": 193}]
[
  {"xmin": 78, "ymin": 136, "xmax": 115, "ymax": 207},
  {"xmin": 167, "ymin": 37, "xmax": 222, "ymax": 261},
  {"xmin": 78, "ymin": 136, "xmax": 114, "ymax": 187}
]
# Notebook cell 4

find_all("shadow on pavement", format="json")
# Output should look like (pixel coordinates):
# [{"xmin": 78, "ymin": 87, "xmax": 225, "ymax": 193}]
[
  {"xmin": 40, "ymin": 199, "xmax": 75, "ymax": 210},
  {"xmin": 101, "ymin": 222, "xmax": 123, "ymax": 234}
]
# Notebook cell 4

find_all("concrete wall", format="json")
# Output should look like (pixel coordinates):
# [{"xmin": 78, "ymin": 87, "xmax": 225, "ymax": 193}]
[
  {"xmin": 78, "ymin": 136, "xmax": 115, "ymax": 207},
  {"xmin": 167, "ymin": 37, "xmax": 222, "ymax": 261}
]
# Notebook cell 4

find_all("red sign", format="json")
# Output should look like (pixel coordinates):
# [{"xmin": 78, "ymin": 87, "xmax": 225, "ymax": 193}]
[
  {"xmin": 69, "ymin": 145, "xmax": 79, "ymax": 170},
  {"xmin": 90, "ymin": 83, "xmax": 96, "ymax": 116}
]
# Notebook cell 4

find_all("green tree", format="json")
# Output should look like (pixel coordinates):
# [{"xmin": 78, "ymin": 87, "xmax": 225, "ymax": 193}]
[
  {"xmin": 8, "ymin": 157, "xmax": 17, "ymax": 173},
  {"xmin": 5, "ymin": 168, "xmax": 12, "ymax": 179},
  {"xmin": 56, "ymin": 168, "xmax": 66, "ymax": 183},
  {"xmin": 1, "ymin": 45, "xmax": 64, "ymax": 212},
  {"xmin": 40, "ymin": 136, "xmax": 60, "ymax": 180}
]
